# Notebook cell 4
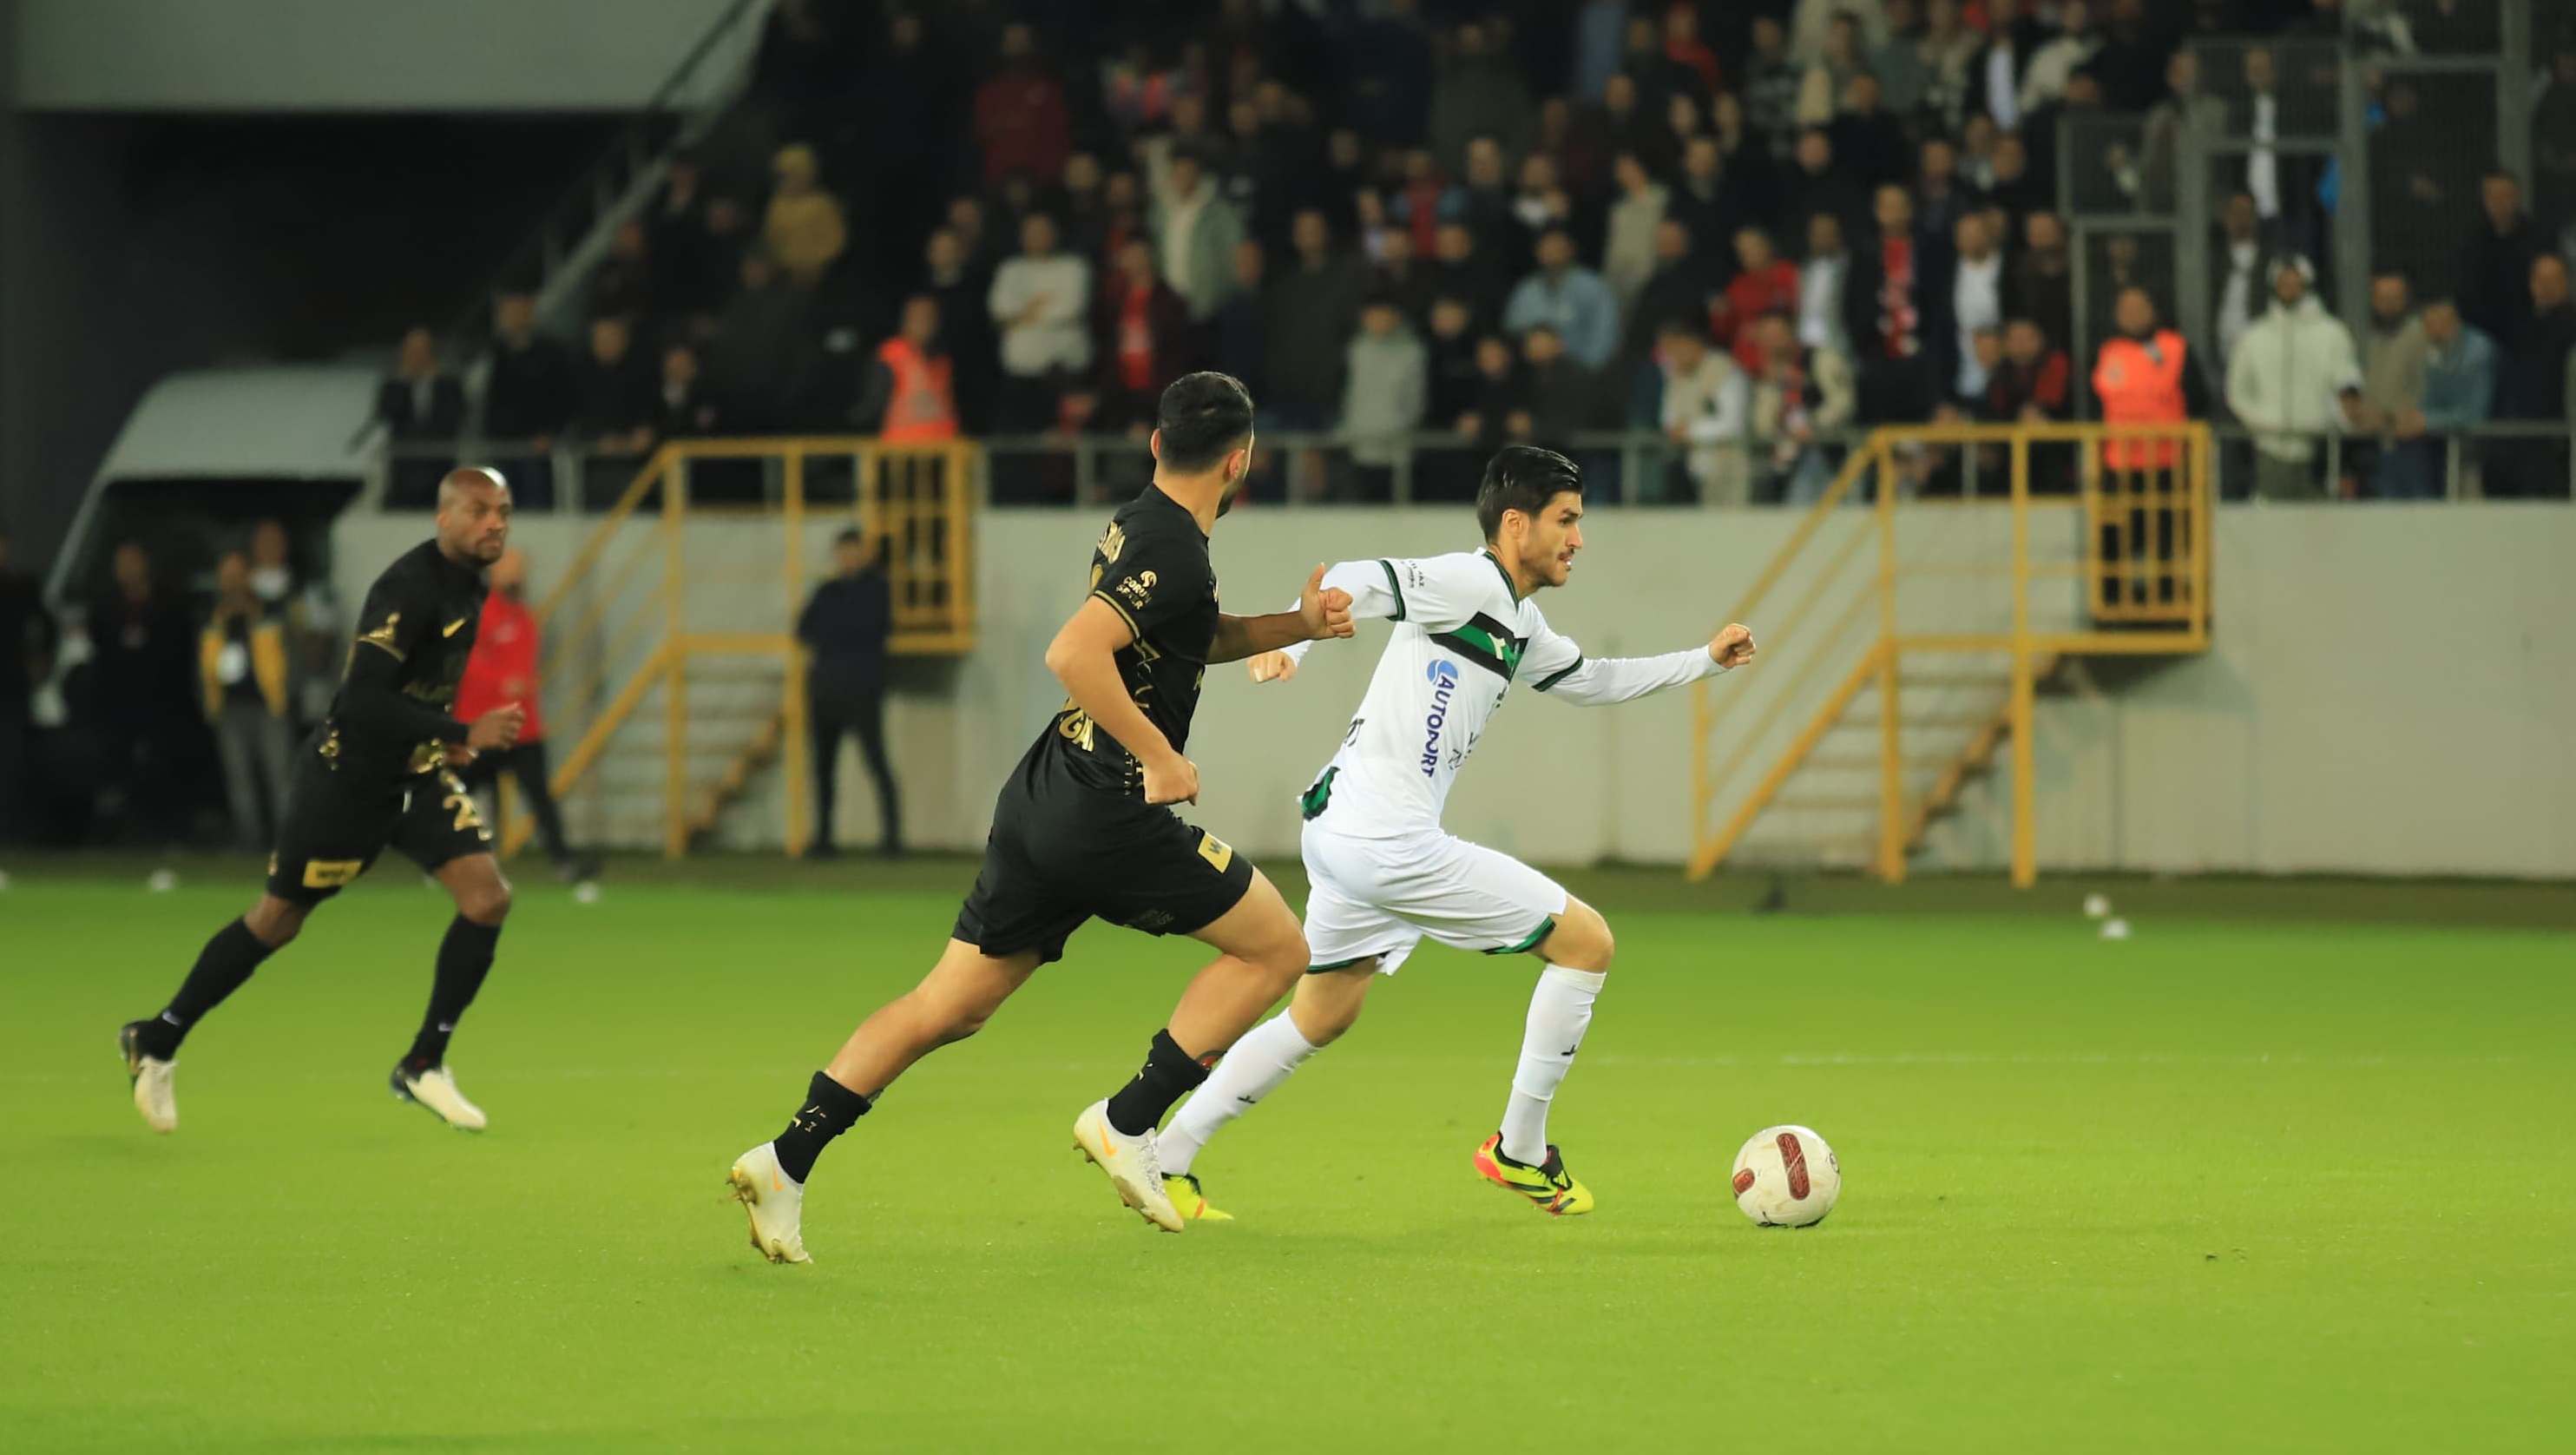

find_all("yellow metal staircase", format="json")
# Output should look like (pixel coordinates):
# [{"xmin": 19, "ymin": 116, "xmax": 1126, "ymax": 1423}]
[
  {"xmin": 493, "ymin": 438, "xmax": 977, "ymax": 859},
  {"xmin": 1688, "ymin": 422, "xmax": 2212, "ymax": 887}
]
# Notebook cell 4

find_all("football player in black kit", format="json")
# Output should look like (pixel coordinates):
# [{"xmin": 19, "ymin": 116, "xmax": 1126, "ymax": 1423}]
[
  {"xmin": 726, "ymin": 372, "xmax": 1357, "ymax": 1261},
  {"xmin": 118, "ymin": 467, "xmax": 529, "ymax": 1134}
]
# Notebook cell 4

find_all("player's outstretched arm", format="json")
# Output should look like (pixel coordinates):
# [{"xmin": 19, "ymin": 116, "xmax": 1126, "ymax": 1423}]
[
  {"xmin": 1528, "ymin": 622, "xmax": 1758, "ymax": 706},
  {"xmin": 1209, "ymin": 563, "xmax": 1355, "ymax": 665},
  {"xmin": 1046, "ymin": 596, "xmax": 1197, "ymax": 803}
]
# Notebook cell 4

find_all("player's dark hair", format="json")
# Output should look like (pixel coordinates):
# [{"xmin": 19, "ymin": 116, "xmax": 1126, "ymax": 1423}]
[
  {"xmin": 1476, "ymin": 445, "xmax": 1583, "ymax": 543},
  {"xmin": 1155, "ymin": 372, "xmax": 1256, "ymax": 472}
]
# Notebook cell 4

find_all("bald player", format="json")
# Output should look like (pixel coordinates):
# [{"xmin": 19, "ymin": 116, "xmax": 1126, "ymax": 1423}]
[{"xmin": 120, "ymin": 468, "xmax": 529, "ymax": 1134}]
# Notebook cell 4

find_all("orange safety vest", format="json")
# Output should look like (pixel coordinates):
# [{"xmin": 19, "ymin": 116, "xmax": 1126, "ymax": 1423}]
[
  {"xmin": 2091, "ymin": 329, "xmax": 2188, "ymax": 469},
  {"xmin": 877, "ymin": 338, "xmax": 959, "ymax": 443}
]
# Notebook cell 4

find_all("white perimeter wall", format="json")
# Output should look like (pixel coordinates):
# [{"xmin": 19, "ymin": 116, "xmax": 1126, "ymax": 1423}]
[{"xmin": 334, "ymin": 504, "xmax": 2576, "ymax": 879}]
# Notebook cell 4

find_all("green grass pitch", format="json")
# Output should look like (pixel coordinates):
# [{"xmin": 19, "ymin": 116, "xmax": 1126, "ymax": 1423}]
[{"xmin": 3, "ymin": 857, "xmax": 2571, "ymax": 1452}]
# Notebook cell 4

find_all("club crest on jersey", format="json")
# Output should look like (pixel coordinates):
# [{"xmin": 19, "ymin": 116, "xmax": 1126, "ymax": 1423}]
[
  {"xmin": 1097, "ymin": 522, "xmax": 1127, "ymax": 563},
  {"xmin": 1420, "ymin": 660, "xmax": 1460, "ymax": 776}
]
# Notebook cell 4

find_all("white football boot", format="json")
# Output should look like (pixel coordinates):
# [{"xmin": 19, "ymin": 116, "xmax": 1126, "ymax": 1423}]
[
  {"xmin": 391, "ymin": 1063, "xmax": 489, "ymax": 1131},
  {"xmin": 1072, "ymin": 1098, "xmax": 1183, "ymax": 1232},
  {"xmin": 117, "ymin": 1022, "xmax": 178, "ymax": 1134},
  {"xmin": 726, "ymin": 1142, "xmax": 812, "ymax": 1264}
]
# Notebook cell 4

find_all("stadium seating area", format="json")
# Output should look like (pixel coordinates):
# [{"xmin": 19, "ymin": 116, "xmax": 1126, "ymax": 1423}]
[{"xmin": 378, "ymin": 0, "xmax": 2576, "ymax": 504}]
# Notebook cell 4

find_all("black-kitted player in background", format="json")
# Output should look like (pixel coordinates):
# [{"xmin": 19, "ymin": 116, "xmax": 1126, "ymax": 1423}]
[
  {"xmin": 726, "ymin": 373, "xmax": 1357, "ymax": 1262},
  {"xmin": 119, "ymin": 467, "xmax": 529, "ymax": 1134}
]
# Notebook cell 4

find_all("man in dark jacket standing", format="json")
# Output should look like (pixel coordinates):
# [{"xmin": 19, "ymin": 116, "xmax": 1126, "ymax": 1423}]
[{"xmin": 798, "ymin": 528, "xmax": 899, "ymax": 859}]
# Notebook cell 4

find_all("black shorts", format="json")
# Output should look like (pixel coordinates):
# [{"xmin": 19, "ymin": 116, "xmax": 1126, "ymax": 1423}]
[
  {"xmin": 953, "ymin": 754, "xmax": 1256, "ymax": 966},
  {"xmin": 265, "ymin": 749, "xmax": 494, "ymax": 905}
]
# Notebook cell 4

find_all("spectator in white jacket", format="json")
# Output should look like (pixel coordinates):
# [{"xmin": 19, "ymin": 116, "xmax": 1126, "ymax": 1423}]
[
  {"xmin": 1601, "ymin": 152, "xmax": 1671, "ymax": 315},
  {"xmin": 2225, "ymin": 254, "xmax": 2367, "ymax": 500},
  {"xmin": 988, "ymin": 212, "xmax": 1093, "ymax": 431},
  {"xmin": 1655, "ymin": 319, "xmax": 1752, "ymax": 504}
]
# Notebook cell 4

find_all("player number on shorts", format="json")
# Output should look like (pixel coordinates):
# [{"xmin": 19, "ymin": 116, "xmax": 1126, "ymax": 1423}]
[{"xmin": 444, "ymin": 792, "xmax": 488, "ymax": 837}]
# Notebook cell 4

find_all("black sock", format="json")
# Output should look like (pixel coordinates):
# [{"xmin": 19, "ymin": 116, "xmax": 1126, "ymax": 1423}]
[
  {"xmin": 404, "ymin": 916, "xmax": 503, "ymax": 1070},
  {"xmin": 1104, "ymin": 1029, "xmax": 1210, "ymax": 1136},
  {"xmin": 772, "ymin": 1070, "xmax": 872, "ymax": 1182},
  {"xmin": 141, "ymin": 918, "xmax": 279, "ymax": 1058}
]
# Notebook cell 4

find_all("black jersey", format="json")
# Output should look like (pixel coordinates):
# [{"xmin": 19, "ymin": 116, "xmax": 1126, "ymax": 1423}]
[
  {"xmin": 320, "ymin": 539, "xmax": 489, "ymax": 790},
  {"xmin": 1035, "ymin": 486, "xmax": 1220, "ymax": 795}
]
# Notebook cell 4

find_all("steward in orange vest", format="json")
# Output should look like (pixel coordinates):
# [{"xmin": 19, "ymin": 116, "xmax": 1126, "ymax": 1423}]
[
  {"xmin": 2090, "ymin": 287, "xmax": 2210, "ymax": 469},
  {"xmin": 865, "ymin": 295, "xmax": 960, "ymax": 443}
]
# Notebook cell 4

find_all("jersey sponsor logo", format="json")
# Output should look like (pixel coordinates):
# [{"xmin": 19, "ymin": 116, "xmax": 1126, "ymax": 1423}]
[
  {"xmin": 1114, "ymin": 570, "xmax": 1157, "ymax": 610},
  {"xmin": 1196, "ymin": 833, "xmax": 1235, "ymax": 874},
  {"xmin": 443, "ymin": 617, "xmax": 469, "ymax": 637},
  {"xmin": 301, "ymin": 858, "xmax": 364, "ymax": 889},
  {"xmin": 1420, "ymin": 660, "xmax": 1461, "ymax": 777}
]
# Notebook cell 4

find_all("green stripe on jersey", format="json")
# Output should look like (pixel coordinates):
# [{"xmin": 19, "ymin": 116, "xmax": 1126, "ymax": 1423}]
[
  {"xmin": 1378, "ymin": 560, "xmax": 1406, "ymax": 622},
  {"xmin": 1483, "ymin": 918, "xmax": 1555, "ymax": 956}
]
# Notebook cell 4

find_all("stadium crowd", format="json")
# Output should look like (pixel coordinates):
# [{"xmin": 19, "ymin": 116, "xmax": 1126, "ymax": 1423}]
[{"xmin": 374, "ymin": 0, "xmax": 2576, "ymax": 505}]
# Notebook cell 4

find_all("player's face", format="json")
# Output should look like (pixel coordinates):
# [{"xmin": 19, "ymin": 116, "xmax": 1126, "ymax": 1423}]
[
  {"xmin": 440, "ymin": 480, "xmax": 514, "ymax": 566},
  {"xmin": 1517, "ymin": 491, "xmax": 1585, "ymax": 589}
]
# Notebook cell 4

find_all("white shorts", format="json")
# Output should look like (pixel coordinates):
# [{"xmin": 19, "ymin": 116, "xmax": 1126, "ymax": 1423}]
[{"xmin": 1298, "ymin": 820, "xmax": 1571, "ymax": 975}]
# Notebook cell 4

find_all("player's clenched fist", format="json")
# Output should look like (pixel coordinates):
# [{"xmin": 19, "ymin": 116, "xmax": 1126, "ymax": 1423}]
[
  {"xmin": 1142, "ymin": 752, "xmax": 1201, "ymax": 806},
  {"xmin": 1298, "ymin": 563, "xmax": 1357, "ymax": 641},
  {"xmin": 1708, "ymin": 623, "xmax": 1757, "ymax": 670},
  {"xmin": 467, "ymin": 702, "xmax": 527, "ymax": 752},
  {"xmin": 1247, "ymin": 650, "xmax": 1298, "ymax": 684}
]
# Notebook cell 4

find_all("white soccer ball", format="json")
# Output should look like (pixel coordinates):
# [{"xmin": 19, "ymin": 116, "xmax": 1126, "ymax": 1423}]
[
  {"xmin": 2082, "ymin": 892, "xmax": 2112, "ymax": 919},
  {"xmin": 2100, "ymin": 916, "xmax": 2132, "ymax": 941},
  {"xmin": 1732, "ymin": 1124, "xmax": 1840, "ymax": 1228}
]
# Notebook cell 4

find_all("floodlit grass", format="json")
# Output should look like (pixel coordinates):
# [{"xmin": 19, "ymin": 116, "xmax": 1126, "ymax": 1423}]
[{"xmin": 3, "ymin": 856, "xmax": 2569, "ymax": 1452}]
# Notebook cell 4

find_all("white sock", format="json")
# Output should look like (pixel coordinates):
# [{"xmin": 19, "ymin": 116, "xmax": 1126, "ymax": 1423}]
[
  {"xmin": 1158, "ymin": 1012, "xmax": 1319, "ymax": 1177},
  {"xmin": 1498, "ymin": 965, "xmax": 1607, "ymax": 1165}
]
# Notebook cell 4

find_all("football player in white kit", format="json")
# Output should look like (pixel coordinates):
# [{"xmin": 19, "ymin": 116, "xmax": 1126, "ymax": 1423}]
[{"xmin": 1154, "ymin": 445, "xmax": 1756, "ymax": 1221}]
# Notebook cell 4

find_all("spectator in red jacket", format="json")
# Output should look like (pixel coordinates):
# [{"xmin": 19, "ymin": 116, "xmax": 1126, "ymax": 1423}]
[
  {"xmin": 1715, "ymin": 225, "xmax": 1802, "ymax": 372},
  {"xmin": 456, "ymin": 549, "xmax": 591, "ymax": 883},
  {"xmin": 973, "ymin": 23, "xmax": 1070, "ymax": 188},
  {"xmin": 1077, "ymin": 237, "xmax": 1197, "ymax": 435}
]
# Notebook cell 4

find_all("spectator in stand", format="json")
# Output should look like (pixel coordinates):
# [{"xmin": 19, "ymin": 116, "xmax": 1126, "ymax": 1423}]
[
  {"xmin": 1797, "ymin": 13, "xmax": 1869, "ymax": 127},
  {"xmin": 590, "ymin": 220, "xmax": 654, "ymax": 322},
  {"xmin": 2021, "ymin": 1, "xmax": 2102, "ymax": 116},
  {"xmin": 2359, "ymin": 271, "xmax": 2430, "ymax": 495},
  {"xmin": 798, "ymin": 527, "xmax": 900, "ymax": 859},
  {"xmin": 1654, "ymin": 318, "xmax": 1752, "ymax": 505},
  {"xmin": 2385, "ymin": 296, "xmax": 2494, "ymax": 500},
  {"xmin": 1918, "ymin": 0, "xmax": 1984, "ymax": 133},
  {"xmin": 1082, "ymin": 238, "xmax": 1196, "ymax": 435},
  {"xmin": 376, "ymin": 326, "xmax": 465, "ymax": 508},
  {"xmin": 1847, "ymin": 185, "xmax": 1955, "ymax": 424},
  {"xmin": 91, "ymin": 541, "xmax": 196, "ymax": 844},
  {"xmin": 1871, "ymin": 0, "xmax": 1932, "ymax": 117},
  {"xmin": 647, "ymin": 155, "xmax": 713, "ymax": 311},
  {"xmin": 1793, "ymin": 0, "xmax": 1889, "ymax": 62},
  {"xmin": 856, "ymin": 295, "xmax": 960, "ymax": 443},
  {"xmin": 1507, "ymin": 152, "xmax": 1578, "ymax": 273},
  {"xmin": 1601, "ymin": 152, "xmax": 1671, "ymax": 313},
  {"xmin": 0, "ymin": 524, "xmax": 50, "ymax": 843},
  {"xmin": 944, "ymin": 194, "xmax": 998, "ymax": 278},
  {"xmin": 2139, "ymin": 49, "xmax": 2225, "ymax": 215},
  {"xmin": 2011, "ymin": 211, "xmax": 2077, "ymax": 359},
  {"xmin": 2227, "ymin": 256, "xmax": 2365, "ymax": 500},
  {"xmin": 1389, "ymin": 148, "xmax": 1464, "ymax": 260},
  {"xmin": 1372, "ymin": 227, "xmax": 1442, "ymax": 328},
  {"xmin": 1569, "ymin": 0, "xmax": 1628, "ymax": 104},
  {"xmin": 920, "ymin": 225, "xmax": 996, "ymax": 434},
  {"xmin": 1718, "ymin": 226, "xmax": 1803, "ymax": 372},
  {"xmin": 1668, "ymin": 136, "xmax": 1747, "ymax": 273},
  {"xmin": 1460, "ymin": 332, "xmax": 1528, "ymax": 453},
  {"xmin": 1429, "ymin": 20, "xmax": 1536, "ymax": 174},
  {"xmin": 1211, "ymin": 241, "xmax": 1270, "ymax": 402},
  {"xmin": 973, "ymin": 23, "xmax": 1070, "ymax": 188},
  {"xmin": 1972, "ymin": 0, "xmax": 2042, "ymax": 134},
  {"xmin": 1425, "ymin": 295, "xmax": 1484, "ymax": 430},
  {"xmin": 1830, "ymin": 75, "xmax": 1911, "ymax": 191},
  {"xmin": 199, "ymin": 549, "xmax": 289, "ymax": 853},
  {"xmin": 1341, "ymin": 296, "xmax": 1429, "ymax": 499},
  {"xmin": 1988, "ymin": 319, "xmax": 2074, "ymax": 422},
  {"xmin": 456, "ymin": 549, "xmax": 592, "ymax": 883},
  {"xmin": 2458, "ymin": 171, "xmax": 2545, "ymax": 347},
  {"xmin": 1742, "ymin": 17, "xmax": 1804, "ymax": 163},
  {"xmin": 245, "ymin": 518, "xmax": 331, "ymax": 728},
  {"xmin": 2214, "ymin": 190, "xmax": 2267, "ymax": 365},
  {"xmin": 1504, "ymin": 227, "xmax": 1619, "ymax": 372},
  {"xmin": 1985, "ymin": 134, "xmax": 2047, "ymax": 238},
  {"xmin": 1517, "ymin": 324, "xmax": 1598, "ymax": 450},
  {"xmin": 1430, "ymin": 219, "xmax": 1509, "ymax": 328},
  {"xmin": 2488, "ymin": 253, "xmax": 2576, "ymax": 499},
  {"xmin": 706, "ymin": 252, "xmax": 815, "ymax": 435},
  {"xmin": 1457, "ymin": 135, "xmax": 1515, "ymax": 252},
  {"xmin": 1661, "ymin": 3, "xmax": 1723, "ymax": 95},
  {"xmin": 1153, "ymin": 149, "xmax": 1247, "ymax": 325},
  {"xmin": 1348, "ymin": 0, "xmax": 1436, "ymax": 147},
  {"xmin": 1750, "ymin": 310, "xmax": 1857, "ymax": 504},
  {"xmin": 1951, "ymin": 212, "xmax": 2008, "ymax": 400},
  {"xmin": 1798, "ymin": 211, "xmax": 1856, "ymax": 357},
  {"xmin": 1786, "ymin": 128, "xmax": 1870, "ymax": 243},
  {"xmin": 1629, "ymin": 219, "xmax": 1718, "ymax": 372},
  {"xmin": 988, "ymin": 213, "xmax": 1093, "ymax": 435},
  {"xmin": 2537, "ymin": 43, "xmax": 2576, "ymax": 246},
  {"xmin": 654, "ymin": 343, "xmax": 720, "ymax": 439},
  {"xmin": 765, "ymin": 144, "xmax": 847, "ymax": 291},
  {"xmin": 483, "ymin": 292, "xmax": 575, "ymax": 510},
  {"xmin": 1268, "ymin": 208, "xmax": 1369, "ymax": 438},
  {"xmin": 1913, "ymin": 136, "xmax": 1979, "ymax": 253},
  {"xmin": 573, "ymin": 316, "xmax": 657, "ymax": 461}
]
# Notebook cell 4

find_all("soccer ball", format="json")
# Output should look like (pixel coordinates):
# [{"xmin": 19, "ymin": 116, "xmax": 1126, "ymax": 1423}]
[{"xmin": 1732, "ymin": 1125, "xmax": 1840, "ymax": 1227}]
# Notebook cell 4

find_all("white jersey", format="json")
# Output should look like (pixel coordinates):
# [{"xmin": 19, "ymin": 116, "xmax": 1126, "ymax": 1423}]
[{"xmin": 1281, "ymin": 550, "xmax": 1727, "ymax": 837}]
